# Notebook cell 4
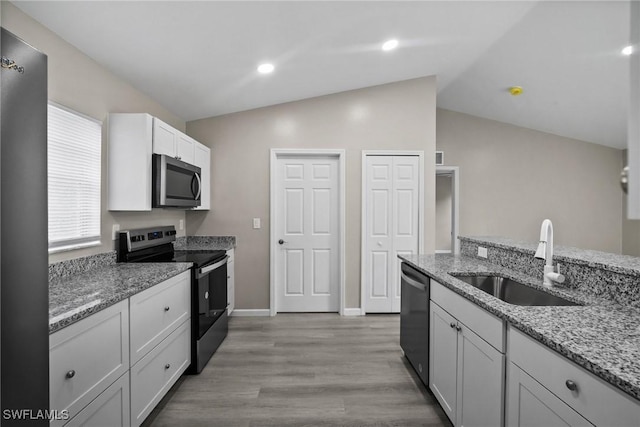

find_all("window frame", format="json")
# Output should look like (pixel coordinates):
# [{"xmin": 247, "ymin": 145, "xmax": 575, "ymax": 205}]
[{"xmin": 47, "ymin": 102, "xmax": 103, "ymax": 253}]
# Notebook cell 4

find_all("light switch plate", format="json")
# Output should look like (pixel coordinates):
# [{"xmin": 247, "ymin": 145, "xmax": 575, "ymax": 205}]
[
  {"xmin": 478, "ymin": 246, "xmax": 488, "ymax": 258},
  {"xmin": 253, "ymin": 218, "xmax": 261, "ymax": 229},
  {"xmin": 112, "ymin": 224, "xmax": 120, "ymax": 240},
  {"xmin": 179, "ymin": 219, "xmax": 184, "ymax": 230}
]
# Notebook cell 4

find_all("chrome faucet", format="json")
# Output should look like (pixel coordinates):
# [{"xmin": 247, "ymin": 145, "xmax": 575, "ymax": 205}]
[{"xmin": 534, "ymin": 219, "xmax": 565, "ymax": 287}]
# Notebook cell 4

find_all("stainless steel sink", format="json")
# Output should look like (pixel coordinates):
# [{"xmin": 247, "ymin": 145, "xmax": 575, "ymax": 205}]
[{"xmin": 452, "ymin": 275, "xmax": 580, "ymax": 306}]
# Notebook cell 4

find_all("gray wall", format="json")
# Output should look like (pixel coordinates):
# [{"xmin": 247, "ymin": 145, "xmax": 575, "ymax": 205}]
[
  {"xmin": 187, "ymin": 77, "xmax": 437, "ymax": 310},
  {"xmin": 2, "ymin": 3, "xmax": 188, "ymax": 263},
  {"xmin": 437, "ymin": 108, "xmax": 624, "ymax": 254},
  {"xmin": 436, "ymin": 175, "xmax": 452, "ymax": 251}
]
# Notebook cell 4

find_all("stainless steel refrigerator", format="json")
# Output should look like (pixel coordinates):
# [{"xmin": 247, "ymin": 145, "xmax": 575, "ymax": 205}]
[{"xmin": 1, "ymin": 27, "xmax": 49, "ymax": 424}]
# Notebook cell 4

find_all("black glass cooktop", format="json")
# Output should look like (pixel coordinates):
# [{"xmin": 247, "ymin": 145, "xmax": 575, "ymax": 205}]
[
  {"xmin": 172, "ymin": 250, "xmax": 226, "ymax": 267},
  {"xmin": 129, "ymin": 247, "xmax": 226, "ymax": 267}
]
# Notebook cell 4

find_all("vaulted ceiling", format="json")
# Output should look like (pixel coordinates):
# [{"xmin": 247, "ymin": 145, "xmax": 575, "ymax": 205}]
[{"xmin": 11, "ymin": 1, "xmax": 632, "ymax": 148}]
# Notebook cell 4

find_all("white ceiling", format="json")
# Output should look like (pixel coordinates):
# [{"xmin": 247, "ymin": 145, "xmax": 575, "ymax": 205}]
[{"xmin": 11, "ymin": 1, "xmax": 632, "ymax": 148}]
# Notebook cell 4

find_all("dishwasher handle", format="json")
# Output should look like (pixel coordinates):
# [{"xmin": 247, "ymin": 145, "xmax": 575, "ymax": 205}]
[{"xmin": 401, "ymin": 271, "xmax": 427, "ymax": 292}]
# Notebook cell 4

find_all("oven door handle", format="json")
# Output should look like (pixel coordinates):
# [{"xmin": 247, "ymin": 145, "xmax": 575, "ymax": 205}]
[{"xmin": 198, "ymin": 255, "xmax": 229, "ymax": 276}]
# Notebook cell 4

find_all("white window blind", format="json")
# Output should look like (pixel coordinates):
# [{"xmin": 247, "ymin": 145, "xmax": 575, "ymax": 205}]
[{"xmin": 48, "ymin": 103, "xmax": 102, "ymax": 251}]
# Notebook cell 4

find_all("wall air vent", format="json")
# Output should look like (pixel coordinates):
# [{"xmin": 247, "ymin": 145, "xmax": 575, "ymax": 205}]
[{"xmin": 435, "ymin": 151, "xmax": 444, "ymax": 165}]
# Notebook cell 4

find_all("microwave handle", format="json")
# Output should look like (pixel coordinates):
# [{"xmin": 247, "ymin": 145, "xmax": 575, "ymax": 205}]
[{"xmin": 193, "ymin": 172, "xmax": 202, "ymax": 200}]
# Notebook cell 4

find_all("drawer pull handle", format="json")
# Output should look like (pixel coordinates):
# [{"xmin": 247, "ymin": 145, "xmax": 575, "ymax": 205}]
[
  {"xmin": 565, "ymin": 380, "xmax": 578, "ymax": 391},
  {"xmin": 450, "ymin": 322, "xmax": 456, "ymax": 329},
  {"xmin": 455, "ymin": 325, "xmax": 462, "ymax": 332},
  {"xmin": 165, "ymin": 363, "xmax": 171, "ymax": 370},
  {"xmin": 164, "ymin": 306, "xmax": 170, "ymax": 312},
  {"xmin": 66, "ymin": 370, "xmax": 76, "ymax": 379}
]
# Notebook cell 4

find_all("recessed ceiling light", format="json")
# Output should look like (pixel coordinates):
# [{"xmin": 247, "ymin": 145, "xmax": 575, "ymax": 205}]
[
  {"xmin": 382, "ymin": 39, "xmax": 398, "ymax": 52},
  {"xmin": 257, "ymin": 63, "xmax": 275, "ymax": 74},
  {"xmin": 622, "ymin": 45, "xmax": 634, "ymax": 56}
]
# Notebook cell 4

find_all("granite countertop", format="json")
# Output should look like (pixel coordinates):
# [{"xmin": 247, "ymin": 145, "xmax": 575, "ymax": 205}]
[
  {"xmin": 173, "ymin": 235, "xmax": 236, "ymax": 251},
  {"xmin": 49, "ymin": 262, "xmax": 191, "ymax": 334},
  {"xmin": 48, "ymin": 235, "xmax": 236, "ymax": 334},
  {"xmin": 400, "ymin": 254, "xmax": 640, "ymax": 402}
]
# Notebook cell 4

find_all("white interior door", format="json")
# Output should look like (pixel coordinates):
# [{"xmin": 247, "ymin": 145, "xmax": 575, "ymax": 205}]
[
  {"xmin": 364, "ymin": 155, "xmax": 420, "ymax": 313},
  {"xmin": 275, "ymin": 155, "xmax": 339, "ymax": 312}
]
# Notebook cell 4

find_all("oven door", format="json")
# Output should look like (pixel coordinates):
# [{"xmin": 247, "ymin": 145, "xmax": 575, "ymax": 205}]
[
  {"xmin": 195, "ymin": 256, "xmax": 228, "ymax": 339},
  {"xmin": 153, "ymin": 154, "xmax": 201, "ymax": 208}
]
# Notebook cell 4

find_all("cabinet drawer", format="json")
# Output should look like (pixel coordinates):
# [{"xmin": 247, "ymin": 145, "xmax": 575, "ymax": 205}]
[
  {"xmin": 509, "ymin": 327, "xmax": 640, "ymax": 427},
  {"xmin": 431, "ymin": 280, "xmax": 505, "ymax": 352},
  {"xmin": 129, "ymin": 271, "xmax": 190, "ymax": 364},
  {"xmin": 130, "ymin": 320, "xmax": 191, "ymax": 426},
  {"xmin": 507, "ymin": 362, "xmax": 591, "ymax": 427},
  {"xmin": 50, "ymin": 300, "xmax": 129, "ymax": 427},
  {"xmin": 65, "ymin": 372, "xmax": 130, "ymax": 427}
]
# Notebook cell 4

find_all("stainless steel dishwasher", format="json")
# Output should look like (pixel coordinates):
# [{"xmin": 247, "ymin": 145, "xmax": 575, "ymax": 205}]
[{"xmin": 400, "ymin": 262, "xmax": 430, "ymax": 386}]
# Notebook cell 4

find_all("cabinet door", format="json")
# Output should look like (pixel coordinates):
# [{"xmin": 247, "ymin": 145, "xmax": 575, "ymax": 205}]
[
  {"xmin": 457, "ymin": 323, "xmax": 504, "ymax": 427},
  {"xmin": 108, "ymin": 113, "xmax": 153, "ymax": 211},
  {"xmin": 227, "ymin": 249, "xmax": 235, "ymax": 314},
  {"xmin": 429, "ymin": 301, "xmax": 458, "ymax": 424},
  {"xmin": 507, "ymin": 363, "xmax": 592, "ymax": 427},
  {"xmin": 50, "ymin": 300, "xmax": 129, "ymax": 427},
  {"xmin": 65, "ymin": 372, "xmax": 130, "ymax": 427},
  {"xmin": 130, "ymin": 320, "xmax": 191, "ymax": 427},
  {"xmin": 176, "ymin": 133, "xmax": 195, "ymax": 164},
  {"xmin": 192, "ymin": 142, "xmax": 210, "ymax": 210},
  {"xmin": 152, "ymin": 118, "xmax": 177, "ymax": 157}
]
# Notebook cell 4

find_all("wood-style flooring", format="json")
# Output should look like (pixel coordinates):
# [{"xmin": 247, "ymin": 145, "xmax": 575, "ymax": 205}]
[{"xmin": 144, "ymin": 313, "xmax": 451, "ymax": 427}]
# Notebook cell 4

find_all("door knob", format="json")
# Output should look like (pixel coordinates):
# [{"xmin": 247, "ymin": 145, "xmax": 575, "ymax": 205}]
[{"xmin": 278, "ymin": 239, "xmax": 287, "ymax": 245}]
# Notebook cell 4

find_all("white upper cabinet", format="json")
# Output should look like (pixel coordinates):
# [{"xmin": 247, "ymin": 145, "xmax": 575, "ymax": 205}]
[
  {"xmin": 108, "ymin": 113, "xmax": 210, "ymax": 211},
  {"xmin": 108, "ymin": 113, "xmax": 154, "ymax": 211},
  {"xmin": 176, "ymin": 133, "xmax": 195, "ymax": 164},
  {"xmin": 152, "ymin": 118, "xmax": 177, "ymax": 158},
  {"xmin": 152, "ymin": 118, "xmax": 195, "ymax": 164},
  {"xmin": 192, "ymin": 142, "xmax": 210, "ymax": 210}
]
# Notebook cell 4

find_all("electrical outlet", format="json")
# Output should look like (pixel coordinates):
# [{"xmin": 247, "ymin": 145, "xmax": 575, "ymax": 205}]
[
  {"xmin": 253, "ymin": 218, "xmax": 261, "ymax": 229},
  {"xmin": 478, "ymin": 246, "xmax": 488, "ymax": 258},
  {"xmin": 179, "ymin": 219, "xmax": 184, "ymax": 230},
  {"xmin": 112, "ymin": 224, "xmax": 120, "ymax": 240}
]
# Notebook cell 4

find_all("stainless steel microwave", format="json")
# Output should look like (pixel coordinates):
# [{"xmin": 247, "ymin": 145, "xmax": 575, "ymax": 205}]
[{"xmin": 152, "ymin": 154, "xmax": 201, "ymax": 208}]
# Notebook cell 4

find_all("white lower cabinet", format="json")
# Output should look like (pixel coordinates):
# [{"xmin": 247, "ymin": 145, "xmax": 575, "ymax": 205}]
[
  {"xmin": 50, "ymin": 272, "xmax": 192, "ymax": 427},
  {"xmin": 429, "ymin": 280, "xmax": 505, "ymax": 427},
  {"xmin": 130, "ymin": 320, "xmax": 191, "ymax": 426},
  {"xmin": 227, "ymin": 248, "xmax": 235, "ymax": 314},
  {"xmin": 64, "ymin": 373, "xmax": 130, "ymax": 427},
  {"xmin": 129, "ymin": 271, "xmax": 190, "ymax": 365},
  {"xmin": 507, "ymin": 363, "xmax": 591, "ymax": 427},
  {"xmin": 507, "ymin": 327, "xmax": 640, "ymax": 427},
  {"xmin": 49, "ymin": 300, "xmax": 130, "ymax": 427}
]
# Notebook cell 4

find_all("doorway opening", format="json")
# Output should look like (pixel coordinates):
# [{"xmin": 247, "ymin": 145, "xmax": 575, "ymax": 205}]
[{"xmin": 436, "ymin": 166, "xmax": 459, "ymax": 254}]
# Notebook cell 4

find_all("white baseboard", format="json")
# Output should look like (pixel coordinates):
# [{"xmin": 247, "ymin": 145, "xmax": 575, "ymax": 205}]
[
  {"xmin": 230, "ymin": 309, "xmax": 271, "ymax": 317},
  {"xmin": 343, "ymin": 308, "xmax": 364, "ymax": 316}
]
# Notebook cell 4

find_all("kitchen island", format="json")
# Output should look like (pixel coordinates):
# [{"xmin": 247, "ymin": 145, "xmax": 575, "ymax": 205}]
[{"xmin": 401, "ymin": 236, "xmax": 640, "ymax": 426}]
